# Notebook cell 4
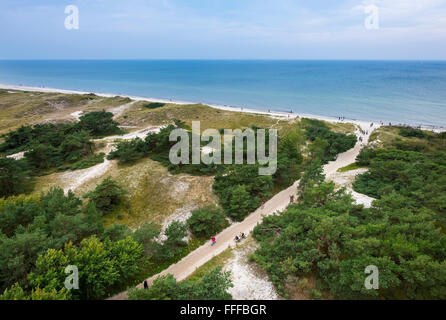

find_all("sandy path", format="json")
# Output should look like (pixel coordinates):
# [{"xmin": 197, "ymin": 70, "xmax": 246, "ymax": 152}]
[
  {"xmin": 224, "ymin": 238, "xmax": 280, "ymax": 300},
  {"xmin": 324, "ymin": 122, "xmax": 379, "ymax": 207},
  {"xmin": 103, "ymin": 126, "xmax": 163, "ymax": 141},
  {"xmin": 0, "ymin": 83, "xmax": 387, "ymax": 130},
  {"xmin": 58, "ymin": 101, "xmax": 160, "ymax": 193},
  {"xmin": 6, "ymin": 151, "xmax": 25, "ymax": 160},
  {"xmin": 108, "ymin": 101, "xmax": 136, "ymax": 118},
  {"xmin": 109, "ymin": 179, "xmax": 301, "ymax": 300},
  {"xmin": 0, "ymin": 83, "xmax": 381, "ymax": 298},
  {"xmin": 3, "ymin": 83, "xmax": 446, "ymax": 133},
  {"xmin": 109, "ymin": 121, "xmax": 380, "ymax": 300},
  {"xmin": 61, "ymin": 144, "xmax": 115, "ymax": 193},
  {"xmin": 324, "ymin": 123, "xmax": 374, "ymax": 177},
  {"xmin": 70, "ymin": 110, "xmax": 84, "ymax": 121},
  {"xmin": 70, "ymin": 101, "xmax": 135, "ymax": 121},
  {"xmin": 61, "ymin": 124, "xmax": 163, "ymax": 194}
]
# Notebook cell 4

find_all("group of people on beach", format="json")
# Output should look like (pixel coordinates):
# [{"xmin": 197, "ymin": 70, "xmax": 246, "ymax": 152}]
[{"xmin": 359, "ymin": 128, "xmax": 369, "ymax": 136}]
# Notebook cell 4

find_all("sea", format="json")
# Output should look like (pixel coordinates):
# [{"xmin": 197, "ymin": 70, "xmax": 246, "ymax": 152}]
[{"xmin": 1, "ymin": 60, "xmax": 445, "ymax": 127}]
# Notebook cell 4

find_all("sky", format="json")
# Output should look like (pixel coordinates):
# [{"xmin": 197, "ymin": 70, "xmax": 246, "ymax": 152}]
[{"xmin": 1, "ymin": 0, "xmax": 446, "ymax": 60}]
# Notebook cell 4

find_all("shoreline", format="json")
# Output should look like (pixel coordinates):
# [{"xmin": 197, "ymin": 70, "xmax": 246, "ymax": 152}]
[{"xmin": 1, "ymin": 83, "xmax": 445, "ymax": 132}]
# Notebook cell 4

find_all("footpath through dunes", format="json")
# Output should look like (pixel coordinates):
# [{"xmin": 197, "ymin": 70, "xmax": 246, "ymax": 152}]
[
  {"xmin": 60, "ymin": 101, "xmax": 163, "ymax": 194},
  {"xmin": 324, "ymin": 122, "xmax": 379, "ymax": 207},
  {"xmin": 108, "ymin": 121, "xmax": 379, "ymax": 300}
]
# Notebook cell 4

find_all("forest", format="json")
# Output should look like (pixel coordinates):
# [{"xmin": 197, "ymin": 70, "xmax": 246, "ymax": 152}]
[
  {"xmin": 0, "ymin": 115, "xmax": 358, "ymax": 300},
  {"xmin": 252, "ymin": 126, "xmax": 446, "ymax": 299},
  {"xmin": 0, "ymin": 111, "xmax": 122, "ymax": 198}
]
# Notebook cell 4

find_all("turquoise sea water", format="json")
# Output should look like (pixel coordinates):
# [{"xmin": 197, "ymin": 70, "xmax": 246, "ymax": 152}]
[{"xmin": 0, "ymin": 60, "xmax": 445, "ymax": 127}]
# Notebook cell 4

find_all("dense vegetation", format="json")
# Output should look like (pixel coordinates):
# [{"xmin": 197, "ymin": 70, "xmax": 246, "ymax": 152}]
[
  {"xmin": 301, "ymin": 118, "xmax": 357, "ymax": 163},
  {"xmin": 128, "ymin": 266, "xmax": 233, "ymax": 300},
  {"xmin": 83, "ymin": 177, "xmax": 129, "ymax": 215},
  {"xmin": 108, "ymin": 124, "xmax": 223, "ymax": 175},
  {"xmin": 0, "ymin": 183, "xmax": 207, "ymax": 300},
  {"xmin": 76, "ymin": 111, "xmax": 122, "ymax": 137},
  {"xmin": 0, "ymin": 110, "xmax": 119, "ymax": 155},
  {"xmin": 108, "ymin": 122, "xmax": 309, "ymax": 222},
  {"xmin": 0, "ymin": 114, "xmax": 357, "ymax": 300},
  {"xmin": 213, "ymin": 165, "xmax": 274, "ymax": 221},
  {"xmin": 253, "ymin": 177, "xmax": 446, "ymax": 299},
  {"xmin": 187, "ymin": 205, "xmax": 228, "ymax": 238},
  {"xmin": 0, "ymin": 188, "xmax": 104, "ymax": 296},
  {"xmin": 0, "ymin": 158, "xmax": 32, "ymax": 197},
  {"xmin": 354, "ymin": 127, "xmax": 446, "ymax": 225},
  {"xmin": 28, "ymin": 235, "xmax": 144, "ymax": 300},
  {"xmin": 0, "ymin": 111, "xmax": 121, "ymax": 198},
  {"xmin": 252, "ymin": 126, "xmax": 446, "ymax": 299},
  {"xmin": 143, "ymin": 102, "xmax": 166, "ymax": 109}
]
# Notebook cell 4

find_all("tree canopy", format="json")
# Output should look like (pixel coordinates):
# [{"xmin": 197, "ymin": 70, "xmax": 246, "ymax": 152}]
[
  {"xmin": 253, "ymin": 126, "xmax": 446, "ymax": 299},
  {"xmin": 128, "ymin": 267, "xmax": 233, "ymax": 300}
]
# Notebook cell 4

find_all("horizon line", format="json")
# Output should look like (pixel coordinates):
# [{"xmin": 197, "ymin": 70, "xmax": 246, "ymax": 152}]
[{"xmin": 1, "ymin": 58, "xmax": 446, "ymax": 62}]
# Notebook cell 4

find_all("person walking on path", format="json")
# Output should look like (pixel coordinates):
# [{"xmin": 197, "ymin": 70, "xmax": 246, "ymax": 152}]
[
  {"xmin": 143, "ymin": 280, "xmax": 149, "ymax": 290},
  {"xmin": 211, "ymin": 237, "xmax": 216, "ymax": 246},
  {"xmin": 261, "ymin": 201, "xmax": 265, "ymax": 209}
]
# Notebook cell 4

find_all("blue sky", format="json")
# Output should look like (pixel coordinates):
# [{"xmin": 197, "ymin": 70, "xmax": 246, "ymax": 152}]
[{"xmin": 1, "ymin": 0, "xmax": 446, "ymax": 59}]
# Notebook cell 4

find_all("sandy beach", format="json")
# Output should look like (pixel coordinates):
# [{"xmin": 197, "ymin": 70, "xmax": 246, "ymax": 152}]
[
  {"xmin": 2, "ymin": 83, "xmax": 444, "ymax": 134},
  {"xmin": 0, "ymin": 83, "xmax": 377, "ymax": 129}
]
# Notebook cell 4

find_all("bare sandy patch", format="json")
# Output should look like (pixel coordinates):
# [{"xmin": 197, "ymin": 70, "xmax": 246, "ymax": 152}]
[
  {"xmin": 103, "ymin": 125, "xmax": 164, "ymax": 141},
  {"xmin": 108, "ymin": 101, "xmax": 136, "ymax": 118},
  {"xmin": 70, "ymin": 110, "xmax": 83, "ymax": 120},
  {"xmin": 327, "ymin": 168, "xmax": 375, "ymax": 208},
  {"xmin": 6, "ymin": 151, "xmax": 25, "ymax": 160},
  {"xmin": 224, "ymin": 237, "xmax": 279, "ymax": 300},
  {"xmin": 158, "ymin": 204, "xmax": 198, "ymax": 242}
]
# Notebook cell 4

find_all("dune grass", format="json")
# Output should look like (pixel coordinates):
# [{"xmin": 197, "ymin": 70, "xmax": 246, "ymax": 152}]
[
  {"xmin": 369, "ymin": 126, "xmax": 446, "ymax": 152},
  {"xmin": 326, "ymin": 121, "xmax": 357, "ymax": 134},
  {"xmin": 34, "ymin": 156, "xmax": 218, "ymax": 229},
  {"xmin": 337, "ymin": 163, "xmax": 367, "ymax": 172},
  {"xmin": 117, "ymin": 102, "xmax": 296, "ymax": 133},
  {"xmin": 187, "ymin": 247, "xmax": 234, "ymax": 281},
  {"xmin": 369, "ymin": 126, "xmax": 404, "ymax": 146},
  {"xmin": 0, "ymin": 90, "xmax": 131, "ymax": 134}
]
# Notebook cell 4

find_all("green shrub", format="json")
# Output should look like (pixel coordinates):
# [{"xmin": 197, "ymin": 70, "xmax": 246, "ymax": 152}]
[
  {"xmin": 0, "ymin": 158, "xmax": 32, "ymax": 198},
  {"xmin": 77, "ymin": 110, "xmax": 122, "ymax": 137},
  {"xmin": 83, "ymin": 178, "xmax": 128, "ymax": 214},
  {"xmin": 143, "ymin": 102, "xmax": 165, "ymax": 109},
  {"xmin": 107, "ymin": 138, "xmax": 147, "ymax": 164},
  {"xmin": 253, "ymin": 170, "xmax": 446, "ymax": 299},
  {"xmin": 128, "ymin": 266, "xmax": 232, "ymax": 300},
  {"xmin": 188, "ymin": 205, "xmax": 228, "ymax": 238},
  {"xmin": 355, "ymin": 148, "xmax": 375, "ymax": 166},
  {"xmin": 157, "ymin": 221, "xmax": 188, "ymax": 260},
  {"xmin": 302, "ymin": 118, "xmax": 357, "ymax": 163},
  {"xmin": 399, "ymin": 126, "xmax": 426, "ymax": 139}
]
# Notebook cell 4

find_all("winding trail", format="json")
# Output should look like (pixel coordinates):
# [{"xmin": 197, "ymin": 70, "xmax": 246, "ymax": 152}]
[
  {"xmin": 62, "ymin": 144, "xmax": 115, "ymax": 193},
  {"xmin": 61, "ymin": 102, "xmax": 161, "ymax": 194},
  {"xmin": 109, "ymin": 121, "xmax": 379, "ymax": 300},
  {"xmin": 324, "ymin": 122, "xmax": 379, "ymax": 207},
  {"xmin": 61, "ymin": 124, "xmax": 162, "ymax": 194},
  {"xmin": 108, "ymin": 101, "xmax": 136, "ymax": 118}
]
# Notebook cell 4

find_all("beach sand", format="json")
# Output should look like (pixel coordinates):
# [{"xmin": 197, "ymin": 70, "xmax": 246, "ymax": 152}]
[
  {"xmin": 4, "ymin": 83, "xmax": 443, "ymax": 133},
  {"xmin": 0, "ymin": 83, "xmax": 377, "ymax": 130}
]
